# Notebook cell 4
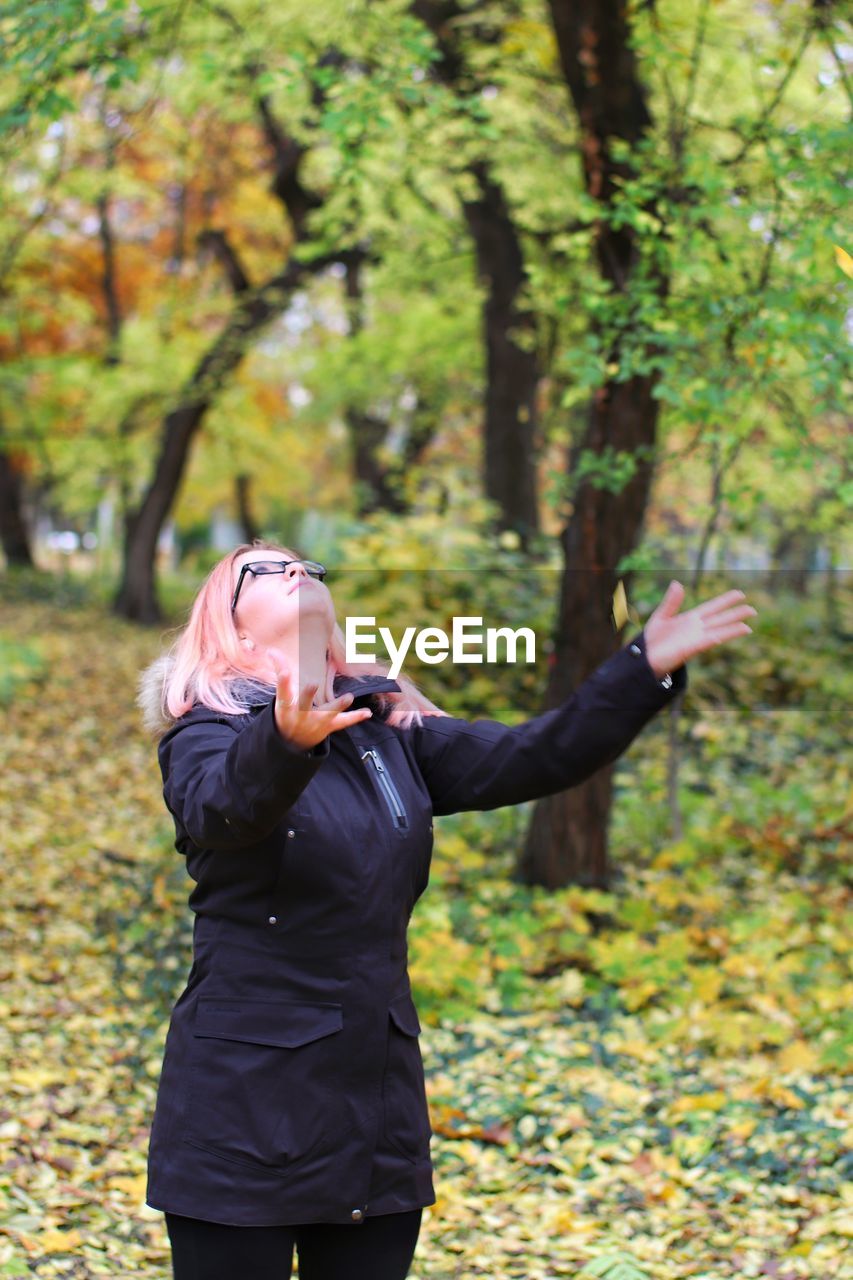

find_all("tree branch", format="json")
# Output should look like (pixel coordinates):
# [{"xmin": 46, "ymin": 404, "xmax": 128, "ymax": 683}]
[
  {"xmin": 97, "ymin": 93, "xmax": 122, "ymax": 366},
  {"xmin": 197, "ymin": 229, "xmax": 252, "ymax": 293},
  {"xmin": 819, "ymin": 22, "xmax": 853, "ymax": 112},
  {"xmin": 723, "ymin": 19, "xmax": 816, "ymax": 166}
]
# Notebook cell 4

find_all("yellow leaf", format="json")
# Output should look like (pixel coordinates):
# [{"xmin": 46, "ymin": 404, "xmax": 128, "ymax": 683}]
[
  {"xmin": 152, "ymin": 872, "xmax": 170, "ymax": 909},
  {"xmin": 655, "ymin": 1181, "xmax": 683, "ymax": 1203},
  {"xmin": 750, "ymin": 1077, "xmax": 805, "ymax": 1109},
  {"xmin": 726, "ymin": 1118, "xmax": 757, "ymax": 1141},
  {"xmin": 34, "ymin": 1228, "xmax": 82, "ymax": 1253},
  {"xmin": 545, "ymin": 1206, "xmax": 578, "ymax": 1233},
  {"xmin": 612, "ymin": 580, "xmax": 629, "ymax": 632},
  {"xmin": 834, "ymin": 244, "xmax": 853, "ymax": 278},
  {"xmin": 552, "ymin": 1105, "xmax": 588, "ymax": 1137},
  {"xmin": 618, "ymin": 1037, "xmax": 656, "ymax": 1063},
  {"xmin": 552, "ymin": 967, "xmax": 586, "ymax": 1007},
  {"xmin": 623, "ymin": 979, "xmax": 660, "ymax": 1011},
  {"xmin": 104, "ymin": 1173, "xmax": 148, "ymax": 1201},
  {"xmin": 691, "ymin": 969, "xmax": 725, "ymax": 1003},
  {"xmin": 9, "ymin": 1067, "xmax": 62, "ymax": 1090},
  {"xmin": 777, "ymin": 1038, "xmax": 820, "ymax": 1074},
  {"xmin": 670, "ymin": 1090, "xmax": 727, "ymax": 1115}
]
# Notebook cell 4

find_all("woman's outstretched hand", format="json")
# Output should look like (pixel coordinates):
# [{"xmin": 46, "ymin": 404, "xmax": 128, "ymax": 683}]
[
  {"xmin": 643, "ymin": 582, "xmax": 757, "ymax": 680},
  {"xmin": 269, "ymin": 651, "xmax": 372, "ymax": 751}
]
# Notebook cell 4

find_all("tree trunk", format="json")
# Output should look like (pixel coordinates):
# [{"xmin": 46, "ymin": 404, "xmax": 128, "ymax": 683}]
[
  {"xmin": 411, "ymin": 3, "xmax": 541, "ymax": 541},
  {"xmin": 346, "ymin": 408, "xmax": 409, "ymax": 516},
  {"xmin": 518, "ymin": 0, "xmax": 666, "ymax": 888},
  {"xmin": 824, "ymin": 541, "xmax": 840, "ymax": 637},
  {"xmin": 0, "ymin": 447, "xmax": 35, "ymax": 567},
  {"xmin": 235, "ymin": 473, "xmax": 261, "ymax": 543},
  {"xmin": 115, "ymin": 401, "xmax": 207, "ymax": 622},
  {"xmin": 343, "ymin": 259, "xmax": 411, "ymax": 517},
  {"xmin": 341, "ymin": 257, "xmax": 437, "ymax": 515},
  {"xmin": 463, "ymin": 165, "xmax": 540, "ymax": 541},
  {"xmin": 114, "ymin": 249, "xmax": 348, "ymax": 621},
  {"xmin": 772, "ymin": 526, "xmax": 817, "ymax": 597},
  {"xmin": 517, "ymin": 378, "xmax": 660, "ymax": 887}
]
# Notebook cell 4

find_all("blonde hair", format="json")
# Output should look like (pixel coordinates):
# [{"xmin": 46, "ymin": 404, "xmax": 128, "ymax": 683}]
[{"xmin": 138, "ymin": 540, "xmax": 448, "ymax": 733}]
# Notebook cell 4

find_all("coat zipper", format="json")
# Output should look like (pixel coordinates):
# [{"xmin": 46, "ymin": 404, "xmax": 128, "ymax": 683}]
[{"xmin": 360, "ymin": 748, "xmax": 409, "ymax": 830}]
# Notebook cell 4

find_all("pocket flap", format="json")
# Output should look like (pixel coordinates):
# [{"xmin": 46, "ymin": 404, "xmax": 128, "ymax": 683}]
[
  {"xmin": 388, "ymin": 992, "xmax": 421, "ymax": 1037},
  {"xmin": 194, "ymin": 998, "xmax": 343, "ymax": 1049}
]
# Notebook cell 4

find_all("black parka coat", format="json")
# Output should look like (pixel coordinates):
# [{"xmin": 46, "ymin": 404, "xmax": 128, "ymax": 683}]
[{"xmin": 145, "ymin": 631, "xmax": 686, "ymax": 1227}]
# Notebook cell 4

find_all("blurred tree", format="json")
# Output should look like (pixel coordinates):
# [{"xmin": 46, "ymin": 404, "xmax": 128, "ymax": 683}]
[
  {"xmin": 413, "ymin": 0, "xmax": 542, "ymax": 544},
  {"xmin": 342, "ymin": 257, "xmax": 438, "ymax": 517},
  {"xmin": 114, "ymin": 35, "xmax": 365, "ymax": 620},
  {"xmin": 516, "ymin": 0, "xmax": 851, "ymax": 887},
  {"xmin": 518, "ymin": 0, "xmax": 669, "ymax": 888},
  {"xmin": 0, "ymin": 444, "xmax": 34, "ymax": 567},
  {"xmin": 0, "ymin": 90, "xmax": 70, "ymax": 567}
]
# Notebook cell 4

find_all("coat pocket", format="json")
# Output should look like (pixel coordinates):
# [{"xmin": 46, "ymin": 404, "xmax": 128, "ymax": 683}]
[
  {"xmin": 182, "ymin": 997, "xmax": 343, "ymax": 1174},
  {"xmin": 383, "ymin": 993, "xmax": 432, "ymax": 1164}
]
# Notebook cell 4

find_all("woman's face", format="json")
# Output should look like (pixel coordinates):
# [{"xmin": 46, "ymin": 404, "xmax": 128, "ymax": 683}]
[{"xmin": 231, "ymin": 550, "xmax": 335, "ymax": 652}]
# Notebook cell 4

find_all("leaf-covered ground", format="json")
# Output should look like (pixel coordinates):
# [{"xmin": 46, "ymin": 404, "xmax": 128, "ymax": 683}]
[{"xmin": 0, "ymin": 593, "xmax": 850, "ymax": 1278}]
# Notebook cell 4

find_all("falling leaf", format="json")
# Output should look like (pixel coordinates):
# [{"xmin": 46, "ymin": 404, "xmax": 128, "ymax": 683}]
[
  {"xmin": 612, "ymin": 580, "xmax": 630, "ymax": 632},
  {"xmin": 834, "ymin": 244, "xmax": 853, "ymax": 278}
]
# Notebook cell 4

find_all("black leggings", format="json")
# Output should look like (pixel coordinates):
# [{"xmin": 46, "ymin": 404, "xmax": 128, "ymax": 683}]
[{"xmin": 165, "ymin": 1208, "xmax": 422, "ymax": 1280}]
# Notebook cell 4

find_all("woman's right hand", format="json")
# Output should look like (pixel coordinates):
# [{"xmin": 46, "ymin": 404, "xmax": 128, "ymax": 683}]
[{"xmin": 270, "ymin": 655, "xmax": 372, "ymax": 751}]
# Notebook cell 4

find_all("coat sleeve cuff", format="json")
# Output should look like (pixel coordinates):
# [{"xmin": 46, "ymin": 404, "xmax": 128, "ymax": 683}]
[
  {"xmin": 624, "ymin": 629, "xmax": 687, "ymax": 698},
  {"xmin": 262, "ymin": 699, "xmax": 331, "ymax": 763}
]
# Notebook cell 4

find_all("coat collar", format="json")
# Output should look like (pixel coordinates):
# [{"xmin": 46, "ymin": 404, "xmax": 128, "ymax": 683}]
[{"xmin": 333, "ymin": 673, "xmax": 402, "ymax": 705}]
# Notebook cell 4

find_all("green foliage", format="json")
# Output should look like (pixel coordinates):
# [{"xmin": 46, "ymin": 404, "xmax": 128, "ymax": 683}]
[
  {"xmin": 0, "ymin": 567, "xmax": 101, "ymax": 609},
  {"xmin": 0, "ymin": 0, "xmax": 143, "ymax": 135},
  {"xmin": 572, "ymin": 446, "xmax": 641, "ymax": 496},
  {"xmin": 1, "ymin": 0, "xmax": 850, "ymax": 572},
  {"xmin": 326, "ymin": 497, "xmax": 561, "ymax": 718},
  {"xmin": 0, "ymin": 633, "xmax": 46, "ymax": 706}
]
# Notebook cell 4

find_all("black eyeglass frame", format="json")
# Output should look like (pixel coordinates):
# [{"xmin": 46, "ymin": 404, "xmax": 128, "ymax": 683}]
[{"xmin": 230, "ymin": 559, "xmax": 327, "ymax": 614}]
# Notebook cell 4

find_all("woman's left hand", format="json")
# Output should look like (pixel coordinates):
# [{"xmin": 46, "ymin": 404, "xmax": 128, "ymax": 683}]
[{"xmin": 643, "ymin": 581, "xmax": 757, "ymax": 680}]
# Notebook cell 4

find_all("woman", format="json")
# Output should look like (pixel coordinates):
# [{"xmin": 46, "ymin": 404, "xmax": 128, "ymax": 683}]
[{"xmin": 140, "ymin": 540, "xmax": 756, "ymax": 1280}]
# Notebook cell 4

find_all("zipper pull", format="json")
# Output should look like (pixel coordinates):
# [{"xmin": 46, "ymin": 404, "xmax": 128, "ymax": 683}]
[{"xmin": 360, "ymin": 748, "xmax": 384, "ymax": 771}]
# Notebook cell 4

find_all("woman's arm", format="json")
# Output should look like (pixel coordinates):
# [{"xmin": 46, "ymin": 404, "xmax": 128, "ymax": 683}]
[
  {"xmin": 159, "ymin": 701, "xmax": 330, "ymax": 850},
  {"xmin": 408, "ymin": 580, "xmax": 756, "ymax": 816},
  {"xmin": 409, "ymin": 629, "xmax": 685, "ymax": 816}
]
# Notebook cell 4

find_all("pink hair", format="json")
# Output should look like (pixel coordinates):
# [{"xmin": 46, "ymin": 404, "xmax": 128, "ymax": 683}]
[{"xmin": 140, "ymin": 540, "xmax": 448, "ymax": 732}]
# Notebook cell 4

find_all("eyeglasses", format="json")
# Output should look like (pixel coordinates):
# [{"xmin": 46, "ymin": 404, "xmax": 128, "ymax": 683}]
[{"xmin": 231, "ymin": 559, "xmax": 327, "ymax": 614}]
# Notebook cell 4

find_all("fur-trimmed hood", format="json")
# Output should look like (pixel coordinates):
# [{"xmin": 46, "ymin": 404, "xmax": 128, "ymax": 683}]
[{"xmin": 137, "ymin": 654, "xmax": 178, "ymax": 736}]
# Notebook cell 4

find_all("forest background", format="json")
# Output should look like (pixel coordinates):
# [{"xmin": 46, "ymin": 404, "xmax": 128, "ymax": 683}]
[{"xmin": 0, "ymin": 0, "xmax": 851, "ymax": 1277}]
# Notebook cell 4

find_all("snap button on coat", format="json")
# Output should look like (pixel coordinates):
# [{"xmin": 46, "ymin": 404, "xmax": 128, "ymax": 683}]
[{"xmin": 145, "ymin": 633, "xmax": 685, "ymax": 1226}]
